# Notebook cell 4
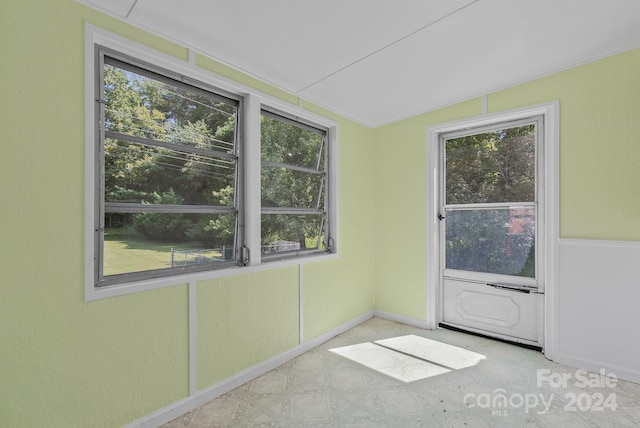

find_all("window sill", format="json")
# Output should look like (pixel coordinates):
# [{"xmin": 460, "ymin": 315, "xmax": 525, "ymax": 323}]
[{"xmin": 85, "ymin": 251, "xmax": 338, "ymax": 302}]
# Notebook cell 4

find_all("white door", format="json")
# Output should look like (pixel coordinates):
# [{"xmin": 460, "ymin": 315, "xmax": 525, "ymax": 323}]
[{"xmin": 439, "ymin": 117, "xmax": 544, "ymax": 348}]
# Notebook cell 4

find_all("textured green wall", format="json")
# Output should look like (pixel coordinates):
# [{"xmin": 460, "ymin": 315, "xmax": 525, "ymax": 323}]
[
  {"xmin": 489, "ymin": 49, "xmax": 640, "ymax": 240},
  {"xmin": 373, "ymin": 47, "xmax": 640, "ymax": 321},
  {"xmin": 196, "ymin": 268, "xmax": 300, "ymax": 389},
  {"xmin": 303, "ymin": 117, "xmax": 377, "ymax": 340},
  {"xmin": 373, "ymin": 100, "xmax": 482, "ymax": 319},
  {"xmin": 0, "ymin": 1, "xmax": 375, "ymax": 426}
]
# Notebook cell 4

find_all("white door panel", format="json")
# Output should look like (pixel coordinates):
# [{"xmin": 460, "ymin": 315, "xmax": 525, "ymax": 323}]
[{"xmin": 442, "ymin": 278, "xmax": 541, "ymax": 344}]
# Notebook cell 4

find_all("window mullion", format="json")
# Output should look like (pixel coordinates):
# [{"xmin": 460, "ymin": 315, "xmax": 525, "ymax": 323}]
[{"xmin": 243, "ymin": 94, "xmax": 262, "ymax": 266}]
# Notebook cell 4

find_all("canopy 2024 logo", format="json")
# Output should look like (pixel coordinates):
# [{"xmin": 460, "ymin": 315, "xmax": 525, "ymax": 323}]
[{"xmin": 463, "ymin": 368, "xmax": 618, "ymax": 416}]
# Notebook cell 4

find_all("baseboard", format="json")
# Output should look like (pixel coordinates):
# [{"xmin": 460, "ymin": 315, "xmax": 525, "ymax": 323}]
[
  {"xmin": 553, "ymin": 352, "xmax": 640, "ymax": 385},
  {"xmin": 123, "ymin": 310, "xmax": 374, "ymax": 428},
  {"xmin": 373, "ymin": 309, "xmax": 429, "ymax": 329}
]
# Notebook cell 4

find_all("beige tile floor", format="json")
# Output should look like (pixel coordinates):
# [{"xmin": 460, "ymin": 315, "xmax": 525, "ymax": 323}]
[{"xmin": 164, "ymin": 317, "xmax": 640, "ymax": 427}]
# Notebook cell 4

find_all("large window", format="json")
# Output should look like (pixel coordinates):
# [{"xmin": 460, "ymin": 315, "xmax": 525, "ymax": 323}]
[
  {"xmin": 90, "ymin": 41, "xmax": 336, "ymax": 292},
  {"xmin": 95, "ymin": 50, "xmax": 242, "ymax": 286}
]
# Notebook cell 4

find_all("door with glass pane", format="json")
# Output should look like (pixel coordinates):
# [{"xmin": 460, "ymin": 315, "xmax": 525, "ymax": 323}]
[{"xmin": 439, "ymin": 117, "xmax": 544, "ymax": 347}]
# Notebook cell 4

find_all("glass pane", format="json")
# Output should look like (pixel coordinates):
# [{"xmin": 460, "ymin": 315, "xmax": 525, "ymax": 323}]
[
  {"xmin": 104, "ymin": 64, "xmax": 237, "ymax": 153},
  {"xmin": 261, "ymin": 114, "xmax": 324, "ymax": 170},
  {"xmin": 105, "ymin": 138, "xmax": 235, "ymax": 206},
  {"xmin": 261, "ymin": 214, "xmax": 325, "ymax": 254},
  {"xmin": 261, "ymin": 167, "xmax": 324, "ymax": 209},
  {"xmin": 103, "ymin": 212, "xmax": 236, "ymax": 276},
  {"xmin": 446, "ymin": 124, "xmax": 535, "ymax": 204},
  {"xmin": 445, "ymin": 208, "xmax": 535, "ymax": 277},
  {"xmin": 103, "ymin": 62, "xmax": 238, "ymax": 207}
]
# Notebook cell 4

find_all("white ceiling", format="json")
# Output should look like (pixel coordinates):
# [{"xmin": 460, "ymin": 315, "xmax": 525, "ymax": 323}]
[{"xmin": 79, "ymin": 0, "xmax": 640, "ymax": 127}]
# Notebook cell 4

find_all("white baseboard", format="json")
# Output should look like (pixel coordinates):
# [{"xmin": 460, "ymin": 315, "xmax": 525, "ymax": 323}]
[
  {"xmin": 554, "ymin": 353, "xmax": 640, "ymax": 385},
  {"xmin": 373, "ymin": 309, "xmax": 429, "ymax": 330},
  {"xmin": 123, "ymin": 310, "xmax": 374, "ymax": 428}
]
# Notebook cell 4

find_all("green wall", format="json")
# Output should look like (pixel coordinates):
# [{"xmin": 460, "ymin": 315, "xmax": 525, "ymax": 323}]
[
  {"xmin": 374, "ymin": 47, "xmax": 640, "ymax": 321},
  {"xmin": 0, "ymin": 1, "xmax": 375, "ymax": 426}
]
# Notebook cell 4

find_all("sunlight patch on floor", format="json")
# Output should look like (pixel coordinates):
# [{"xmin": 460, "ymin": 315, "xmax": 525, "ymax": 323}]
[{"xmin": 329, "ymin": 334, "xmax": 486, "ymax": 383}]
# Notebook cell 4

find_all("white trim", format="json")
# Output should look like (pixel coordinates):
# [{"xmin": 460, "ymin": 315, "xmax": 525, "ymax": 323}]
[
  {"xmin": 243, "ymin": 94, "xmax": 262, "ymax": 266},
  {"xmin": 188, "ymin": 281, "xmax": 197, "ymax": 396},
  {"xmin": 328, "ymin": 125, "xmax": 339, "ymax": 255},
  {"xmin": 86, "ymin": 253, "xmax": 338, "ymax": 302},
  {"xmin": 374, "ymin": 310, "xmax": 429, "ymax": 330},
  {"xmin": 426, "ymin": 101, "xmax": 559, "ymax": 356},
  {"xmin": 122, "ymin": 310, "xmax": 374, "ymax": 428},
  {"xmin": 559, "ymin": 237, "xmax": 640, "ymax": 248},
  {"xmin": 553, "ymin": 352, "xmax": 640, "ymax": 385},
  {"xmin": 299, "ymin": 265, "xmax": 304, "ymax": 344},
  {"xmin": 84, "ymin": 24, "xmax": 98, "ymax": 303},
  {"xmin": 426, "ymin": 129, "xmax": 439, "ymax": 329},
  {"xmin": 84, "ymin": 24, "xmax": 339, "ymax": 301}
]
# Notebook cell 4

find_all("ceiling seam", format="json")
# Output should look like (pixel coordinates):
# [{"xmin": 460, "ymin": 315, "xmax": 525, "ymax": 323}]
[
  {"xmin": 295, "ymin": 0, "xmax": 481, "ymax": 94},
  {"xmin": 125, "ymin": 0, "xmax": 139, "ymax": 19},
  {"xmin": 126, "ymin": 0, "xmax": 151, "ymax": 21}
]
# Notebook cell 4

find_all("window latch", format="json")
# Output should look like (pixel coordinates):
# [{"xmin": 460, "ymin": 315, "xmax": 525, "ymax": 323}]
[
  {"xmin": 438, "ymin": 213, "xmax": 445, "ymax": 220},
  {"xmin": 326, "ymin": 238, "xmax": 335, "ymax": 253},
  {"xmin": 240, "ymin": 245, "xmax": 249, "ymax": 266}
]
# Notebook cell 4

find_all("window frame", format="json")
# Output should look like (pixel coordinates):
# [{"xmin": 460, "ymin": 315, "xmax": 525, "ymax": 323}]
[
  {"xmin": 259, "ymin": 108, "xmax": 332, "ymax": 261},
  {"xmin": 440, "ymin": 116, "xmax": 542, "ymax": 283},
  {"xmin": 95, "ymin": 47, "xmax": 245, "ymax": 287},
  {"xmin": 84, "ymin": 25, "xmax": 338, "ymax": 301}
]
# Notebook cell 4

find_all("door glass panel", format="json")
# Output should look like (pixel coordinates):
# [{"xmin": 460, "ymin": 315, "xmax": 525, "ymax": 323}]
[
  {"xmin": 445, "ymin": 124, "xmax": 535, "ymax": 204},
  {"xmin": 445, "ymin": 207, "xmax": 535, "ymax": 277}
]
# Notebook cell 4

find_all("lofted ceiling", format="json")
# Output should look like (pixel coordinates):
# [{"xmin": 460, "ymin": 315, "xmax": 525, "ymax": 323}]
[{"xmin": 78, "ymin": 0, "xmax": 640, "ymax": 127}]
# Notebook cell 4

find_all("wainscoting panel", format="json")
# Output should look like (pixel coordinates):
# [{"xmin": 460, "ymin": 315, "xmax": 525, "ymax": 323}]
[{"xmin": 557, "ymin": 239, "xmax": 640, "ymax": 384}]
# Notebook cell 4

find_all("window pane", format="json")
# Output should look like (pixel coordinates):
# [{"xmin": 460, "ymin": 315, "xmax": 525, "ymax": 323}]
[
  {"xmin": 261, "ymin": 167, "xmax": 324, "ymax": 209},
  {"xmin": 445, "ymin": 124, "xmax": 535, "ymax": 204},
  {"xmin": 104, "ymin": 64, "xmax": 237, "ymax": 153},
  {"xmin": 261, "ymin": 114, "xmax": 324, "ymax": 170},
  {"xmin": 103, "ymin": 212, "xmax": 236, "ymax": 276},
  {"xmin": 261, "ymin": 214, "xmax": 325, "ymax": 254},
  {"xmin": 99, "ymin": 56, "xmax": 240, "ymax": 285},
  {"xmin": 445, "ymin": 207, "xmax": 535, "ymax": 277},
  {"xmin": 105, "ymin": 138, "xmax": 236, "ymax": 205}
]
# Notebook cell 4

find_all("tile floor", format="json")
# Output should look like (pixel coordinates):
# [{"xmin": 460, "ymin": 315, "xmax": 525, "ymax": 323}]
[{"xmin": 163, "ymin": 317, "xmax": 640, "ymax": 427}]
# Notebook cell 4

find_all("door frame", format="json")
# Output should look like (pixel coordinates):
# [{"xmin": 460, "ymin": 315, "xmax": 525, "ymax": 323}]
[{"xmin": 426, "ymin": 101, "xmax": 559, "ymax": 359}]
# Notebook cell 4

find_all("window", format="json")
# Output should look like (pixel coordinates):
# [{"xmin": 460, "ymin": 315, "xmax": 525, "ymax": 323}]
[
  {"xmin": 88, "ymin": 35, "xmax": 336, "ymax": 294},
  {"xmin": 260, "ymin": 111, "xmax": 331, "ymax": 258},
  {"xmin": 442, "ymin": 117, "xmax": 541, "ymax": 279},
  {"xmin": 95, "ymin": 49, "xmax": 242, "ymax": 287}
]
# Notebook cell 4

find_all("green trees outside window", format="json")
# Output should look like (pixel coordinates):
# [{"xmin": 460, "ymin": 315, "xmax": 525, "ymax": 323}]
[
  {"xmin": 260, "ymin": 113, "xmax": 328, "ymax": 254},
  {"xmin": 95, "ymin": 51, "xmax": 334, "ymax": 286},
  {"xmin": 444, "ymin": 124, "xmax": 537, "ymax": 278},
  {"xmin": 100, "ymin": 56, "xmax": 239, "ymax": 281}
]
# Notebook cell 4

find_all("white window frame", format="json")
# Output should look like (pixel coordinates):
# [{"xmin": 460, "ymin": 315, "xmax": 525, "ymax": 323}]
[{"xmin": 84, "ymin": 24, "xmax": 338, "ymax": 301}]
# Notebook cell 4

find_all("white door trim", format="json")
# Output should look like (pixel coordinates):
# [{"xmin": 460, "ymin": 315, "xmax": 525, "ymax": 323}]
[{"xmin": 426, "ymin": 101, "xmax": 559, "ymax": 359}]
